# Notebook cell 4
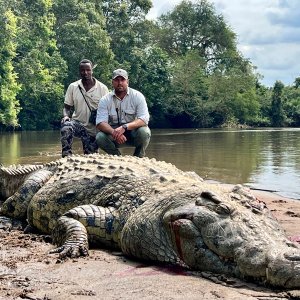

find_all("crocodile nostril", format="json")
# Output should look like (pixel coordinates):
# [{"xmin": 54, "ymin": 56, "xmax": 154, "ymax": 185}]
[
  {"xmin": 215, "ymin": 203, "xmax": 232, "ymax": 215},
  {"xmin": 284, "ymin": 252, "xmax": 300, "ymax": 261}
]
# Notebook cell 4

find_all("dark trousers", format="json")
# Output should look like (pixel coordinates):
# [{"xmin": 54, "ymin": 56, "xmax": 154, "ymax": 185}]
[
  {"xmin": 60, "ymin": 120, "xmax": 98, "ymax": 157},
  {"xmin": 96, "ymin": 126, "xmax": 151, "ymax": 158}
]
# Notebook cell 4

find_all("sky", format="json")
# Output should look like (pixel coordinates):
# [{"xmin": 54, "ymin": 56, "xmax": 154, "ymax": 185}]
[{"xmin": 147, "ymin": 0, "xmax": 300, "ymax": 87}]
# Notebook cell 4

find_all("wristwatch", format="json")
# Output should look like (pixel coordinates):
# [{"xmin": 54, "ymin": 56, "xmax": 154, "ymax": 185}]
[{"xmin": 122, "ymin": 124, "xmax": 128, "ymax": 131}]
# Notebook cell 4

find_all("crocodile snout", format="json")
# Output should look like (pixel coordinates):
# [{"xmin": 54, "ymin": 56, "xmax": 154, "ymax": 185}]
[{"xmin": 266, "ymin": 247, "xmax": 300, "ymax": 288}]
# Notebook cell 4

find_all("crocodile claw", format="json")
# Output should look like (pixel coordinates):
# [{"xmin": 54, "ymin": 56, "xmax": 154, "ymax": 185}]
[
  {"xmin": 50, "ymin": 242, "xmax": 89, "ymax": 259},
  {"xmin": 0, "ymin": 216, "xmax": 25, "ymax": 231},
  {"xmin": 0, "ymin": 216, "xmax": 13, "ymax": 231}
]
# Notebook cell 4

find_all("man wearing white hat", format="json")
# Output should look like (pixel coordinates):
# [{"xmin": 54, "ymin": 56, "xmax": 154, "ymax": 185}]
[{"xmin": 96, "ymin": 68, "xmax": 151, "ymax": 157}]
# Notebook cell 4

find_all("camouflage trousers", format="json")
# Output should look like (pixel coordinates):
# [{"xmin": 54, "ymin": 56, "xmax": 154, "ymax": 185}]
[{"xmin": 60, "ymin": 120, "xmax": 98, "ymax": 157}]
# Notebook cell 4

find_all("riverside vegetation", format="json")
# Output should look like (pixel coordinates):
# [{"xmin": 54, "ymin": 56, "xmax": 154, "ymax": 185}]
[{"xmin": 0, "ymin": 0, "xmax": 299, "ymax": 131}]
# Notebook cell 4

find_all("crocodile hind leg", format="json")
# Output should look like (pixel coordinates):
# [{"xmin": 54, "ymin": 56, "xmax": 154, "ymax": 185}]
[
  {"xmin": 0, "ymin": 169, "xmax": 53, "ymax": 220},
  {"xmin": 51, "ymin": 204, "xmax": 120, "ymax": 258}
]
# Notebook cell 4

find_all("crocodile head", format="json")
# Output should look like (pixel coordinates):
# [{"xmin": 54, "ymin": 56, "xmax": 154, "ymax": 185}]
[{"xmin": 163, "ymin": 188, "xmax": 300, "ymax": 288}]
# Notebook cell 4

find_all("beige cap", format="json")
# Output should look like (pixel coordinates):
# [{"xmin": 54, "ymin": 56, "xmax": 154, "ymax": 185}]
[{"xmin": 112, "ymin": 68, "xmax": 128, "ymax": 80}]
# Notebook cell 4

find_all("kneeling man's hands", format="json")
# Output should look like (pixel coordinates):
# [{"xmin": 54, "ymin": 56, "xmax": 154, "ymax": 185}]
[
  {"xmin": 112, "ymin": 126, "xmax": 127, "ymax": 144},
  {"xmin": 115, "ymin": 134, "xmax": 127, "ymax": 144}
]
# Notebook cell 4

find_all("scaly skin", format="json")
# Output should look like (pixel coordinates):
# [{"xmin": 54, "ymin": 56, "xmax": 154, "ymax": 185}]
[{"xmin": 0, "ymin": 154, "xmax": 300, "ymax": 288}]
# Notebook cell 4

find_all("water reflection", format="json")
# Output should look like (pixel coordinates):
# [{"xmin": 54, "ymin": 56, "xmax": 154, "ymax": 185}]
[
  {"xmin": 246, "ymin": 130, "xmax": 300, "ymax": 199},
  {"xmin": 0, "ymin": 131, "xmax": 62, "ymax": 165},
  {"xmin": 0, "ymin": 132, "xmax": 22, "ymax": 164},
  {"xmin": 0, "ymin": 128, "xmax": 299, "ymax": 199}
]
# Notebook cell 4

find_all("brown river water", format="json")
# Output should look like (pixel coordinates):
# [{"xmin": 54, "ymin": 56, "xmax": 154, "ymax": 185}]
[{"xmin": 1, "ymin": 128, "xmax": 300, "ymax": 199}]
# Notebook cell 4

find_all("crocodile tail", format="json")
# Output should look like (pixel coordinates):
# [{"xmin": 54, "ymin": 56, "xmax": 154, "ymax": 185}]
[{"xmin": 0, "ymin": 164, "xmax": 43, "ymax": 201}]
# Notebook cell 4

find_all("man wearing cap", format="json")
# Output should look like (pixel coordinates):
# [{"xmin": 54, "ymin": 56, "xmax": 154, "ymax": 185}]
[
  {"xmin": 95, "ymin": 68, "xmax": 151, "ymax": 157},
  {"xmin": 60, "ymin": 59, "xmax": 109, "ymax": 157}
]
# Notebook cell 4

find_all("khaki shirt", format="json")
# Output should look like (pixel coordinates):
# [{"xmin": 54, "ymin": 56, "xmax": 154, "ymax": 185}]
[
  {"xmin": 96, "ymin": 87, "xmax": 150, "ymax": 127},
  {"xmin": 64, "ymin": 78, "xmax": 109, "ymax": 136}
]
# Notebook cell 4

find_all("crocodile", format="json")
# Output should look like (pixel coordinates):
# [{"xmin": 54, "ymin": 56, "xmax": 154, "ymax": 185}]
[{"xmin": 0, "ymin": 154, "xmax": 300, "ymax": 289}]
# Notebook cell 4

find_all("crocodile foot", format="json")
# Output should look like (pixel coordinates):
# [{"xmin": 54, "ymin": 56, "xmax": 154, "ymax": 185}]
[
  {"xmin": 0, "ymin": 216, "xmax": 13, "ymax": 230},
  {"xmin": 0, "ymin": 216, "xmax": 25, "ymax": 231},
  {"xmin": 50, "ymin": 241, "xmax": 89, "ymax": 259},
  {"xmin": 51, "ymin": 216, "xmax": 89, "ymax": 259}
]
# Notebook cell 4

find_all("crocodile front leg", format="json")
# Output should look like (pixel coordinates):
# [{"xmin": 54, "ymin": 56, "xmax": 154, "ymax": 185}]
[
  {"xmin": 51, "ymin": 216, "xmax": 89, "ymax": 258},
  {"xmin": 51, "ymin": 204, "xmax": 120, "ymax": 258},
  {"xmin": 50, "ymin": 176, "xmax": 154, "ymax": 258}
]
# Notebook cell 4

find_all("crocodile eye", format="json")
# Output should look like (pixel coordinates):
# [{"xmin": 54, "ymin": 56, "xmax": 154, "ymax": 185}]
[
  {"xmin": 200, "ymin": 190, "xmax": 222, "ymax": 204},
  {"xmin": 215, "ymin": 203, "xmax": 232, "ymax": 215}
]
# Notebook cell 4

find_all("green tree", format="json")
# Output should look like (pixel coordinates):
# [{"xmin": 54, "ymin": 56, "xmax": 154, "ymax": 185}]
[
  {"xmin": 102, "ymin": 0, "xmax": 152, "ymax": 65},
  {"xmin": 271, "ymin": 81, "xmax": 286, "ymax": 127},
  {"xmin": 124, "ymin": 46, "xmax": 171, "ymax": 127},
  {"xmin": 294, "ymin": 77, "xmax": 300, "ymax": 89},
  {"xmin": 15, "ymin": 0, "xmax": 67, "ymax": 130},
  {"xmin": 230, "ymin": 88, "xmax": 260, "ymax": 125},
  {"xmin": 151, "ymin": 0, "xmax": 260, "ymax": 127},
  {"xmin": 0, "ymin": 5, "xmax": 21, "ymax": 129},
  {"xmin": 207, "ymin": 64, "xmax": 260, "ymax": 126},
  {"xmin": 255, "ymin": 83, "xmax": 272, "ymax": 126},
  {"xmin": 53, "ymin": 0, "xmax": 114, "ymax": 86},
  {"xmin": 155, "ymin": 0, "xmax": 237, "ymax": 68},
  {"xmin": 164, "ymin": 51, "xmax": 210, "ymax": 127},
  {"xmin": 282, "ymin": 83, "xmax": 300, "ymax": 126}
]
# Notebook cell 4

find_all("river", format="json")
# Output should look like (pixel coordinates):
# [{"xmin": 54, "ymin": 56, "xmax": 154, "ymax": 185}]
[{"xmin": 1, "ymin": 128, "xmax": 300, "ymax": 200}]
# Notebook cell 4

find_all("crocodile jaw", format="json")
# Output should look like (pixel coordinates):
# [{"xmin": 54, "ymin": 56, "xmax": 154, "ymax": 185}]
[
  {"xmin": 163, "ymin": 202, "xmax": 300, "ymax": 288},
  {"xmin": 266, "ymin": 248, "xmax": 300, "ymax": 288}
]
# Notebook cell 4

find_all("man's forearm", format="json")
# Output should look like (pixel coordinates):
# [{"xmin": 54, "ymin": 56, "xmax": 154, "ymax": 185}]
[
  {"xmin": 61, "ymin": 105, "xmax": 73, "ymax": 123},
  {"xmin": 126, "ymin": 118, "xmax": 146, "ymax": 131},
  {"xmin": 63, "ymin": 108, "xmax": 71, "ymax": 118},
  {"xmin": 96, "ymin": 122, "xmax": 114, "ymax": 135},
  {"xmin": 96, "ymin": 118, "xmax": 147, "ymax": 134}
]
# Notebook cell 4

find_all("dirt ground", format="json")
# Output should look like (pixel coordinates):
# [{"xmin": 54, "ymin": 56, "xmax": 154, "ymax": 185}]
[{"xmin": 1, "ymin": 188, "xmax": 300, "ymax": 300}]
